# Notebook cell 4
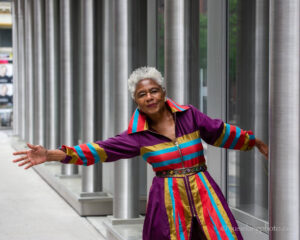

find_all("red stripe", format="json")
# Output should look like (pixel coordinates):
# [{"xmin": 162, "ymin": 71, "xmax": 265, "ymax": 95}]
[
  {"xmin": 167, "ymin": 99, "xmax": 182, "ymax": 112},
  {"xmin": 223, "ymin": 125, "xmax": 236, "ymax": 148},
  {"xmin": 128, "ymin": 113, "xmax": 135, "ymax": 134},
  {"xmin": 195, "ymin": 174, "xmax": 229, "ymax": 240},
  {"xmin": 195, "ymin": 175, "xmax": 220, "ymax": 240},
  {"xmin": 136, "ymin": 113, "xmax": 146, "ymax": 132},
  {"xmin": 79, "ymin": 144, "xmax": 96, "ymax": 166},
  {"xmin": 154, "ymin": 162, "xmax": 184, "ymax": 172},
  {"xmin": 147, "ymin": 150, "xmax": 180, "ymax": 163},
  {"xmin": 233, "ymin": 130, "xmax": 246, "ymax": 150},
  {"xmin": 173, "ymin": 179, "xmax": 189, "ymax": 240},
  {"xmin": 183, "ymin": 156, "xmax": 206, "ymax": 168},
  {"xmin": 180, "ymin": 142, "xmax": 203, "ymax": 155},
  {"xmin": 153, "ymin": 156, "xmax": 205, "ymax": 172},
  {"xmin": 0, "ymin": 60, "xmax": 9, "ymax": 64}
]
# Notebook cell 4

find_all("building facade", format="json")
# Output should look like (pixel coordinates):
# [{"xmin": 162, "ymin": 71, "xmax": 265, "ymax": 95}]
[{"xmin": 12, "ymin": 0, "xmax": 300, "ymax": 239}]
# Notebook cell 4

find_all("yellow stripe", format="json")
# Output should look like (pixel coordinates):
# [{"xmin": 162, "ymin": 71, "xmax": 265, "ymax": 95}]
[
  {"xmin": 188, "ymin": 175, "xmax": 211, "ymax": 238},
  {"xmin": 164, "ymin": 178, "xmax": 177, "ymax": 240},
  {"xmin": 65, "ymin": 147, "xmax": 81, "ymax": 164},
  {"xmin": 200, "ymin": 172, "xmax": 238, "ymax": 239},
  {"xmin": 176, "ymin": 178, "xmax": 192, "ymax": 239},
  {"xmin": 141, "ymin": 141, "xmax": 175, "ymax": 156},
  {"xmin": 176, "ymin": 130, "xmax": 200, "ymax": 144},
  {"xmin": 240, "ymin": 133, "xmax": 250, "ymax": 151},
  {"xmin": 213, "ymin": 123, "xmax": 226, "ymax": 147},
  {"xmin": 90, "ymin": 142, "xmax": 108, "ymax": 162},
  {"xmin": 140, "ymin": 130, "xmax": 200, "ymax": 156}
]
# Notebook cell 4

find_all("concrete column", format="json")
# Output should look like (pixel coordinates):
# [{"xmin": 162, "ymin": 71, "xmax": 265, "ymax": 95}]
[
  {"xmin": 146, "ymin": 0, "xmax": 157, "ymax": 196},
  {"xmin": 12, "ymin": 0, "xmax": 19, "ymax": 135},
  {"xmin": 101, "ymin": 0, "xmax": 115, "ymax": 194},
  {"xmin": 24, "ymin": 0, "xmax": 34, "ymax": 144},
  {"xmin": 112, "ymin": 0, "xmax": 139, "ymax": 219},
  {"xmin": 254, "ymin": 0, "xmax": 269, "ymax": 218},
  {"xmin": 79, "ymin": 0, "xmax": 102, "ymax": 193},
  {"xmin": 269, "ymin": 0, "xmax": 300, "ymax": 238},
  {"xmin": 60, "ymin": 0, "xmax": 78, "ymax": 175},
  {"xmin": 164, "ymin": 0, "xmax": 187, "ymax": 103},
  {"xmin": 17, "ymin": 0, "xmax": 25, "ymax": 140},
  {"xmin": 45, "ymin": 0, "xmax": 60, "ymax": 149},
  {"xmin": 33, "ymin": 0, "xmax": 46, "ymax": 146}
]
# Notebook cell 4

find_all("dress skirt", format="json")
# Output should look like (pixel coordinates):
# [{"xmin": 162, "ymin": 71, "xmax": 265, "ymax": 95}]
[{"xmin": 143, "ymin": 171, "xmax": 243, "ymax": 240}]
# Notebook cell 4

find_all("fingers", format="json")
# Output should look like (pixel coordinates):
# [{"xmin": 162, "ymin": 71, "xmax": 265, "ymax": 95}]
[
  {"xmin": 18, "ymin": 160, "xmax": 30, "ymax": 167},
  {"xmin": 24, "ymin": 162, "xmax": 33, "ymax": 170},
  {"xmin": 12, "ymin": 156, "xmax": 28, "ymax": 163},
  {"xmin": 13, "ymin": 150, "xmax": 29, "ymax": 156},
  {"xmin": 27, "ymin": 143, "xmax": 39, "ymax": 150}
]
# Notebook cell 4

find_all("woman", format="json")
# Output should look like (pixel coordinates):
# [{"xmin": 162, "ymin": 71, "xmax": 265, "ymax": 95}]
[{"xmin": 13, "ymin": 67, "xmax": 268, "ymax": 240}]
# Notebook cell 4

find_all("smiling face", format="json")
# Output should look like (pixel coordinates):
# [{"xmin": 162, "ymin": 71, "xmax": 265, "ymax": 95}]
[{"xmin": 134, "ymin": 78, "xmax": 166, "ymax": 116}]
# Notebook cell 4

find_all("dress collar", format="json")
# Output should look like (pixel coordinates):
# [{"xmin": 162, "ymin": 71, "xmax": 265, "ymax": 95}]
[{"xmin": 128, "ymin": 98, "xmax": 190, "ymax": 134}]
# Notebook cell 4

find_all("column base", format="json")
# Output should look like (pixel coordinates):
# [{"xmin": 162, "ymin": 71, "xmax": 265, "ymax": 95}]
[
  {"xmin": 107, "ymin": 215, "xmax": 144, "ymax": 225},
  {"xmin": 103, "ymin": 216, "xmax": 144, "ymax": 240}
]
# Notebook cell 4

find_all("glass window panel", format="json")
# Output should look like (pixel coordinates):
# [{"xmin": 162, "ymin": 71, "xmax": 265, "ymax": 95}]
[{"xmin": 227, "ymin": 0, "xmax": 269, "ymax": 221}]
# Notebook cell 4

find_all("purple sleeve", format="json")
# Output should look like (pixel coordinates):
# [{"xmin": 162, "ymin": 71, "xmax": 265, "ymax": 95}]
[
  {"xmin": 190, "ymin": 105, "xmax": 255, "ymax": 150},
  {"xmin": 59, "ymin": 130, "xmax": 140, "ymax": 166},
  {"xmin": 189, "ymin": 105, "xmax": 224, "ymax": 145}
]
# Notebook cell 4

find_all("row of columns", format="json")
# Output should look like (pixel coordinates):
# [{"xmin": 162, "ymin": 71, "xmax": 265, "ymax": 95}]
[{"xmin": 11, "ymin": 0, "xmax": 300, "ymax": 238}]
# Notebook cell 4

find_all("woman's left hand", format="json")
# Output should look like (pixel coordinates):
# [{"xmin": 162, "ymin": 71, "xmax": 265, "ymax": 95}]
[{"xmin": 255, "ymin": 138, "xmax": 268, "ymax": 160}]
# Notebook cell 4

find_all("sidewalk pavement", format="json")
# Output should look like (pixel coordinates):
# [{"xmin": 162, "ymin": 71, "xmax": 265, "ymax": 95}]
[{"xmin": 0, "ymin": 130, "xmax": 105, "ymax": 240}]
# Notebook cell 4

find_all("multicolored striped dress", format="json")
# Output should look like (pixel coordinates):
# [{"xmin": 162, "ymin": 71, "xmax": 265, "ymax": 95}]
[{"xmin": 60, "ymin": 99, "xmax": 255, "ymax": 240}]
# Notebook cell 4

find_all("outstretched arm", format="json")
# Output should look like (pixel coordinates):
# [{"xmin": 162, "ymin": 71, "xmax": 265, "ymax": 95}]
[
  {"xmin": 13, "ymin": 130, "xmax": 140, "ymax": 169},
  {"xmin": 12, "ymin": 143, "xmax": 66, "ymax": 169},
  {"xmin": 190, "ymin": 105, "xmax": 269, "ymax": 159}
]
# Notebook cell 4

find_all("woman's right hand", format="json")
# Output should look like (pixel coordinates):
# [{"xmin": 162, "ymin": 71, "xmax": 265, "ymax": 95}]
[{"xmin": 12, "ymin": 143, "xmax": 48, "ymax": 169}]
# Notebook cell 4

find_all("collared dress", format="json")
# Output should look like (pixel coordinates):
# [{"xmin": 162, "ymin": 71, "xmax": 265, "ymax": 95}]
[{"xmin": 60, "ymin": 99, "xmax": 255, "ymax": 240}]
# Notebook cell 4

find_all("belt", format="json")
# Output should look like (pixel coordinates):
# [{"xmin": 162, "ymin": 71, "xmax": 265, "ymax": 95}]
[{"xmin": 155, "ymin": 165, "xmax": 207, "ymax": 177}]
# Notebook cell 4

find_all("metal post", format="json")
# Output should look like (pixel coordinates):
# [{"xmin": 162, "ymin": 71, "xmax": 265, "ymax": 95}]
[
  {"xmin": 33, "ymin": 0, "xmax": 45, "ymax": 146},
  {"xmin": 60, "ymin": 0, "xmax": 78, "ymax": 176},
  {"xmin": 17, "ymin": 0, "xmax": 25, "ymax": 140},
  {"xmin": 101, "ymin": 0, "xmax": 115, "ymax": 194},
  {"xmin": 269, "ymin": 0, "xmax": 300, "ymax": 238},
  {"xmin": 79, "ymin": 0, "xmax": 102, "ymax": 193},
  {"xmin": 12, "ymin": 0, "xmax": 19, "ymax": 135},
  {"xmin": 254, "ymin": 0, "xmax": 269, "ymax": 217},
  {"xmin": 146, "ymin": 0, "xmax": 157, "ymax": 195},
  {"xmin": 164, "ymin": 0, "xmax": 187, "ymax": 103},
  {"xmin": 113, "ymin": 0, "xmax": 139, "ymax": 219},
  {"xmin": 45, "ymin": 0, "xmax": 60, "ymax": 150},
  {"xmin": 24, "ymin": 0, "xmax": 34, "ymax": 144}
]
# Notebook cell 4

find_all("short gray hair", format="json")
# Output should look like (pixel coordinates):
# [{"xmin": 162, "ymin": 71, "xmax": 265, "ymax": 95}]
[{"xmin": 128, "ymin": 66, "xmax": 164, "ymax": 99}]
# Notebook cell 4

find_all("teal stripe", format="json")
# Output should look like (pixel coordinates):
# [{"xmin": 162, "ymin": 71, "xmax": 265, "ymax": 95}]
[
  {"xmin": 178, "ymin": 212, "xmax": 185, "ymax": 240},
  {"xmin": 208, "ymin": 210, "xmax": 222, "ymax": 240},
  {"xmin": 143, "ymin": 146, "xmax": 178, "ymax": 160},
  {"xmin": 249, "ymin": 134, "xmax": 255, "ymax": 140},
  {"xmin": 143, "ymin": 138, "xmax": 202, "ymax": 161},
  {"xmin": 179, "ymin": 138, "xmax": 202, "ymax": 149},
  {"xmin": 168, "ymin": 98, "xmax": 185, "ymax": 111},
  {"xmin": 220, "ymin": 124, "xmax": 231, "ymax": 147},
  {"xmin": 168, "ymin": 178, "xmax": 177, "ymax": 228},
  {"xmin": 198, "ymin": 173, "xmax": 235, "ymax": 240},
  {"xmin": 74, "ymin": 145, "xmax": 88, "ymax": 166},
  {"xmin": 229, "ymin": 127, "xmax": 241, "ymax": 149},
  {"xmin": 152, "ymin": 157, "xmax": 182, "ymax": 168},
  {"xmin": 182, "ymin": 151, "xmax": 203, "ymax": 161},
  {"xmin": 86, "ymin": 143, "xmax": 100, "ymax": 163},
  {"xmin": 132, "ymin": 109, "xmax": 139, "ymax": 133},
  {"xmin": 152, "ymin": 151, "xmax": 204, "ymax": 168}
]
